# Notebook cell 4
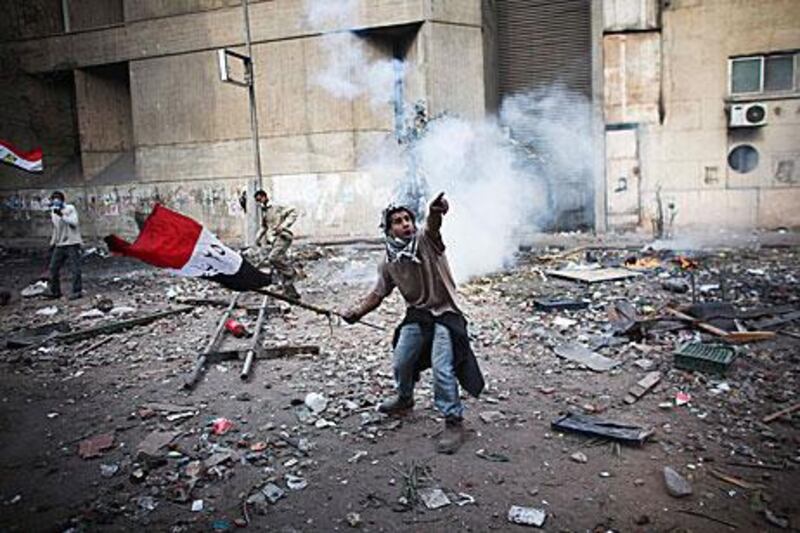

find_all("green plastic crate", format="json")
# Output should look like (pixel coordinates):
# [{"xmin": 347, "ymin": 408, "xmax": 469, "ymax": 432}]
[{"xmin": 673, "ymin": 342, "xmax": 736, "ymax": 375}]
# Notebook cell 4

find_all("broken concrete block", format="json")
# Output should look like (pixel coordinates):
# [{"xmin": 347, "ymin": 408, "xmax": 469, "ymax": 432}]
[
  {"xmin": 419, "ymin": 488, "xmax": 451, "ymax": 510},
  {"xmin": 663, "ymin": 466, "xmax": 693, "ymax": 497},
  {"xmin": 508, "ymin": 505, "xmax": 547, "ymax": 527}
]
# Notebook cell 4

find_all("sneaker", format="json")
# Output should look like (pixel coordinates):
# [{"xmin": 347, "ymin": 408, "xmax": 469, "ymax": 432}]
[
  {"xmin": 67, "ymin": 293, "xmax": 83, "ymax": 301},
  {"xmin": 44, "ymin": 292, "xmax": 62, "ymax": 300},
  {"xmin": 377, "ymin": 396, "xmax": 414, "ymax": 415},
  {"xmin": 436, "ymin": 417, "xmax": 465, "ymax": 454}
]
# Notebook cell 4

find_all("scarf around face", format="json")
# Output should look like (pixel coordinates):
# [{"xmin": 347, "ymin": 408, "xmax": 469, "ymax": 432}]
[{"xmin": 384, "ymin": 233, "xmax": 420, "ymax": 264}]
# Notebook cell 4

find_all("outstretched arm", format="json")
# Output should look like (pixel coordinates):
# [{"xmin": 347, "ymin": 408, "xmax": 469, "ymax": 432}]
[
  {"xmin": 340, "ymin": 262, "xmax": 394, "ymax": 324},
  {"xmin": 341, "ymin": 291, "xmax": 383, "ymax": 324},
  {"xmin": 425, "ymin": 192, "xmax": 448, "ymax": 245}
]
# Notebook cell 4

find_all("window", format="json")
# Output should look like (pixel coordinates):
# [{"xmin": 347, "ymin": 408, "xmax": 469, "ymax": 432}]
[
  {"xmin": 728, "ymin": 145, "xmax": 759, "ymax": 174},
  {"xmin": 730, "ymin": 52, "xmax": 797, "ymax": 95}
]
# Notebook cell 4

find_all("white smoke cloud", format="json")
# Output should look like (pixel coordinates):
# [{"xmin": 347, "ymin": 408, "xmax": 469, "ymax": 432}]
[
  {"xmin": 359, "ymin": 88, "xmax": 594, "ymax": 283},
  {"xmin": 313, "ymin": 32, "xmax": 400, "ymax": 109},
  {"xmin": 304, "ymin": 1, "xmax": 594, "ymax": 282},
  {"xmin": 306, "ymin": 0, "xmax": 399, "ymax": 109},
  {"xmin": 306, "ymin": 0, "xmax": 358, "ymax": 29}
]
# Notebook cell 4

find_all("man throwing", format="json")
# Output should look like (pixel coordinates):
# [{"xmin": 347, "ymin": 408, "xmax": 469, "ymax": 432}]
[
  {"xmin": 254, "ymin": 189, "xmax": 300, "ymax": 300},
  {"xmin": 341, "ymin": 193, "xmax": 484, "ymax": 454}
]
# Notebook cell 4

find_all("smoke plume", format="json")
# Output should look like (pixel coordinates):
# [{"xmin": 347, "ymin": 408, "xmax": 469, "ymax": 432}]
[{"xmin": 305, "ymin": 0, "xmax": 594, "ymax": 282}]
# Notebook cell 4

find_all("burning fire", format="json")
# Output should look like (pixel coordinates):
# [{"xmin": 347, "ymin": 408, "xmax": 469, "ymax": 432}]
[
  {"xmin": 673, "ymin": 256, "xmax": 699, "ymax": 270},
  {"xmin": 624, "ymin": 256, "xmax": 662, "ymax": 269}
]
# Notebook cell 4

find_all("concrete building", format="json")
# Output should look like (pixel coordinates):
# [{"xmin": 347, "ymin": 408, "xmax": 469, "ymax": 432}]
[
  {"xmin": 601, "ymin": 0, "xmax": 800, "ymax": 232},
  {"xmin": 0, "ymin": 0, "xmax": 798, "ymax": 245}
]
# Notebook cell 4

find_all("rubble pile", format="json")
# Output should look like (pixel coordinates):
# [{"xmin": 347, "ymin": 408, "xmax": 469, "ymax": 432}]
[{"xmin": 0, "ymin": 238, "xmax": 798, "ymax": 531}]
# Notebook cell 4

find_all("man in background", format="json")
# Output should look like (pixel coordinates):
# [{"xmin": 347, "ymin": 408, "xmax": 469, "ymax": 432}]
[
  {"xmin": 254, "ymin": 189, "xmax": 300, "ymax": 300},
  {"xmin": 47, "ymin": 191, "xmax": 83, "ymax": 300}
]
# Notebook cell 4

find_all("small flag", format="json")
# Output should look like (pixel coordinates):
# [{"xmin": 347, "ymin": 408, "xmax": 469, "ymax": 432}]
[
  {"xmin": 0, "ymin": 140, "xmax": 43, "ymax": 173},
  {"xmin": 104, "ymin": 204, "xmax": 272, "ymax": 291}
]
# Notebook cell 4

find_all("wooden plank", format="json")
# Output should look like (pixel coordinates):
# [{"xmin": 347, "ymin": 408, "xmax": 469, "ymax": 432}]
[
  {"xmin": 55, "ymin": 306, "xmax": 193, "ymax": 344},
  {"xmin": 762, "ymin": 402, "xmax": 800, "ymax": 423}
]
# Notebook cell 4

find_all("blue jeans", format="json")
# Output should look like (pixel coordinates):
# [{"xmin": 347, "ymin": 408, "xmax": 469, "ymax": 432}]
[{"xmin": 393, "ymin": 323, "xmax": 464, "ymax": 419}]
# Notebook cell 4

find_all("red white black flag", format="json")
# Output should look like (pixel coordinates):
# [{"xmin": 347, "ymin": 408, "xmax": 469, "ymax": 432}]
[
  {"xmin": 0, "ymin": 140, "xmax": 43, "ymax": 173},
  {"xmin": 104, "ymin": 204, "xmax": 272, "ymax": 291}
]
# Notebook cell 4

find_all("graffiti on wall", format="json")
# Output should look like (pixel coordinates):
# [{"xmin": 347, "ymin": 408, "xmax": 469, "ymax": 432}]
[{"xmin": 0, "ymin": 181, "xmax": 248, "ymax": 241}]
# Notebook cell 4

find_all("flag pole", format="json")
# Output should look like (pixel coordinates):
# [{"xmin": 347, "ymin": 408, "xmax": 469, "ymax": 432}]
[{"xmin": 252, "ymin": 288, "xmax": 386, "ymax": 331}]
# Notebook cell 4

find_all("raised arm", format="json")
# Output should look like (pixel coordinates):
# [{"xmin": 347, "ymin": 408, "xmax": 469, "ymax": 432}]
[{"xmin": 424, "ymin": 192, "xmax": 448, "ymax": 244}]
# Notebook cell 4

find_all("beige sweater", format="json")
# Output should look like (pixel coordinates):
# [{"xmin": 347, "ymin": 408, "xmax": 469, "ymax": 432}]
[{"xmin": 50, "ymin": 204, "xmax": 83, "ymax": 246}]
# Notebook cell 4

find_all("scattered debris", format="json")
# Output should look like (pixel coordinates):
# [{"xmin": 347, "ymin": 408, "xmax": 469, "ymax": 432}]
[
  {"xmin": 663, "ymin": 466, "xmax": 693, "ymax": 498},
  {"xmin": 507, "ymin": 505, "xmax": 547, "ymax": 527},
  {"xmin": 476, "ymin": 449, "xmax": 510, "ymax": 462},
  {"xmin": 35, "ymin": 306, "xmax": 59, "ymax": 317},
  {"xmin": 418, "ymin": 488, "xmax": 450, "ymax": 510},
  {"xmin": 99, "ymin": 463, "xmax": 119, "ymax": 478},
  {"xmin": 78, "ymin": 433, "xmax": 114, "ymax": 459},
  {"xmin": 345, "ymin": 511, "xmax": 362, "ymax": 527},
  {"xmin": 305, "ymin": 392, "xmax": 328, "ymax": 414},
  {"xmin": 762, "ymin": 402, "xmax": 800, "ymax": 423},
  {"xmin": 136, "ymin": 430, "xmax": 180, "ymax": 460},
  {"xmin": 673, "ymin": 342, "xmax": 736, "ymax": 374},
  {"xmin": 553, "ymin": 342, "xmax": 618, "ymax": 372},
  {"xmin": 21, "ymin": 280, "xmax": 48, "ymax": 297},
  {"xmin": 285, "ymin": 474, "xmax": 308, "ymax": 491},
  {"xmin": 211, "ymin": 417, "xmax": 234, "ymax": 435},
  {"xmin": 547, "ymin": 267, "xmax": 641, "ymax": 284},
  {"xmin": 533, "ymin": 298, "xmax": 588, "ymax": 312},
  {"xmin": 675, "ymin": 391, "xmax": 692, "ymax": 406},
  {"xmin": 624, "ymin": 371, "xmax": 662, "ymax": 404},
  {"xmin": 570, "ymin": 451, "xmax": 588, "ymax": 464},
  {"xmin": 551, "ymin": 412, "xmax": 653, "ymax": 446},
  {"xmin": 709, "ymin": 469, "xmax": 765, "ymax": 490},
  {"xmin": 479, "ymin": 411, "xmax": 506, "ymax": 424}
]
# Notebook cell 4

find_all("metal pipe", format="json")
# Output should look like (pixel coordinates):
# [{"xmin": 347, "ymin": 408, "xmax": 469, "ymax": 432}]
[
  {"xmin": 242, "ymin": 0, "xmax": 262, "ymax": 246},
  {"xmin": 184, "ymin": 293, "xmax": 242, "ymax": 389},
  {"xmin": 241, "ymin": 295, "xmax": 269, "ymax": 380}
]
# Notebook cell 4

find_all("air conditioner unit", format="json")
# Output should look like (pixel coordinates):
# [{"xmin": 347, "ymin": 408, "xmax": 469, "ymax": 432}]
[{"xmin": 729, "ymin": 102, "xmax": 768, "ymax": 128}]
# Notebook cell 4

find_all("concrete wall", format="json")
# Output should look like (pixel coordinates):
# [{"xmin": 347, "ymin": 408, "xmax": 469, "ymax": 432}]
[
  {"xmin": 0, "ymin": 0, "xmax": 492, "ymax": 244},
  {"xmin": 603, "ymin": 0, "xmax": 800, "ymax": 231},
  {"xmin": 75, "ymin": 63, "xmax": 134, "ymax": 179},
  {"xmin": 0, "ymin": 0, "xmax": 62, "ymax": 42},
  {"xmin": 68, "ymin": 0, "xmax": 124, "ymax": 31}
]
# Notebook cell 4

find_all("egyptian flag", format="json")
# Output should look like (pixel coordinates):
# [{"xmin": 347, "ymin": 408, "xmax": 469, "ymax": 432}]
[
  {"xmin": 104, "ymin": 204, "xmax": 272, "ymax": 291},
  {"xmin": 0, "ymin": 140, "xmax": 43, "ymax": 173}
]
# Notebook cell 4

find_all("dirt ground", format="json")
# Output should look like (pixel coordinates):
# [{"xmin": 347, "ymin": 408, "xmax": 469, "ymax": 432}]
[{"xmin": 0, "ymin": 234, "xmax": 798, "ymax": 532}]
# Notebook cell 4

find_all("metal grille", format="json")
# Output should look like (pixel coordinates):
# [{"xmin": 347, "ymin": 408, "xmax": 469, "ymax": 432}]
[{"xmin": 496, "ymin": 0, "xmax": 592, "ymax": 101}]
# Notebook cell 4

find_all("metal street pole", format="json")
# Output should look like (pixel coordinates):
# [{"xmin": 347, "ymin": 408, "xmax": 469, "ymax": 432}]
[{"xmin": 242, "ymin": 0, "xmax": 262, "ymax": 246}]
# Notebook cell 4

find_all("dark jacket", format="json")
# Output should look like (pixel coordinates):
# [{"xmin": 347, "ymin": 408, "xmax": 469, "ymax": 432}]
[{"xmin": 392, "ymin": 308, "xmax": 485, "ymax": 398}]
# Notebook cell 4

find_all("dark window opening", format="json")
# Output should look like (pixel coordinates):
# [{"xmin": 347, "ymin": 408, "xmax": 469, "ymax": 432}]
[{"xmin": 728, "ymin": 145, "xmax": 759, "ymax": 174}]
